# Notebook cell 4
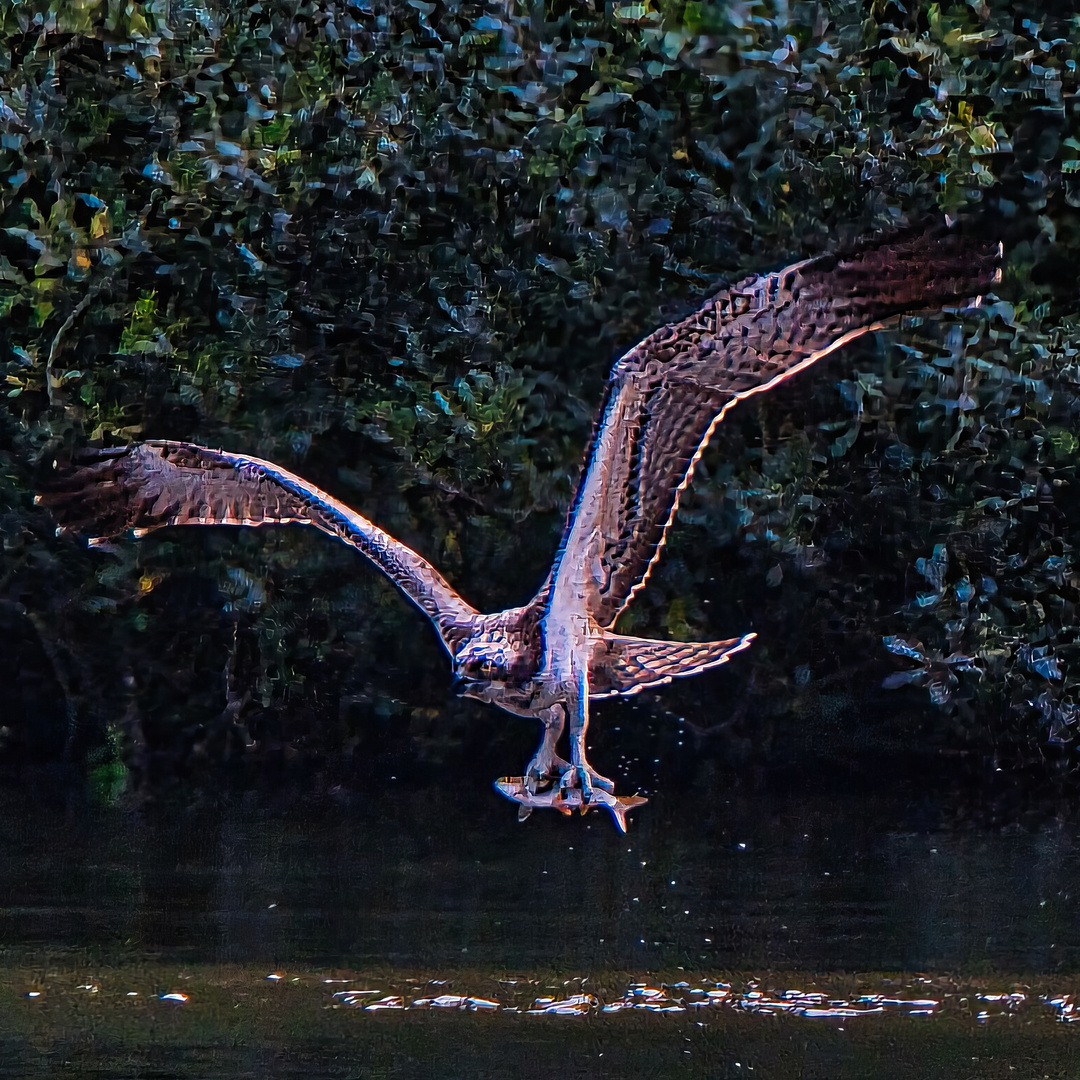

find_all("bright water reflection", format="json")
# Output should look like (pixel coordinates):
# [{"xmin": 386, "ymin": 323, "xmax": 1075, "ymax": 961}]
[{"xmin": 10, "ymin": 968, "xmax": 1075, "ymax": 1023}]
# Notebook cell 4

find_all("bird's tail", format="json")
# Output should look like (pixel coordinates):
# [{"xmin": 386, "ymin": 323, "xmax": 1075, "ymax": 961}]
[{"xmin": 591, "ymin": 631, "xmax": 757, "ymax": 699}]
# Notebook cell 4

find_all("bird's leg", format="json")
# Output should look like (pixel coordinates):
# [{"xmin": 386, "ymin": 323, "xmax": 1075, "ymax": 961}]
[
  {"xmin": 561, "ymin": 664, "xmax": 614, "ymax": 802},
  {"xmin": 525, "ymin": 705, "xmax": 569, "ymax": 793}
]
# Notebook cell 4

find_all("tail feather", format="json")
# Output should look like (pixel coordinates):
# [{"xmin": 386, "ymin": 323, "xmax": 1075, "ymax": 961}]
[{"xmin": 591, "ymin": 631, "xmax": 756, "ymax": 699}]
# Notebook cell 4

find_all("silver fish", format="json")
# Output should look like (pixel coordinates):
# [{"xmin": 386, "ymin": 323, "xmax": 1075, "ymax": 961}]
[{"xmin": 494, "ymin": 776, "xmax": 648, "ymax": 833}]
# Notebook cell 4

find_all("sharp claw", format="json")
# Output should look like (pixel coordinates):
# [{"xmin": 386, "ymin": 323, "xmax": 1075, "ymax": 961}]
[
  {"xmin": 559, "ymin": 763, "xmax": 615, "ymax": 804},
  {"xmin": 518, "ymin": 805, "xmax": 533, "ymax": 823},
  {"xmin": 527, "ymin": 771, "xmax": 558, "ymax": 796},
  {"xmin": 560, "ymin": 770, "xmax": 583, "ymax": 798},
  {"xmin": 525, "ymin": 753, "xmax": 571, "ymax": 796}
]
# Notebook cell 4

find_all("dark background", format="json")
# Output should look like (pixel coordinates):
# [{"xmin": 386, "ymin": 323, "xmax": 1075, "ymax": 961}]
[{"xmin": 1, "ymin": 0, "xmax": 1080, "ymax": 994}]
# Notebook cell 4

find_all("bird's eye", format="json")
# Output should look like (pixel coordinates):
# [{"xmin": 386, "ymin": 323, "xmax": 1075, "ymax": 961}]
[{"xmin": 481, "ymin": 660, "xmax": 497, "ymax": 678}]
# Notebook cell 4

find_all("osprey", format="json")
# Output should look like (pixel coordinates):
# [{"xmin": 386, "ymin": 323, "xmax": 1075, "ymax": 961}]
[{"xmin": 43, "ymin": 227, "xmax": 1001, "ymax": 831}]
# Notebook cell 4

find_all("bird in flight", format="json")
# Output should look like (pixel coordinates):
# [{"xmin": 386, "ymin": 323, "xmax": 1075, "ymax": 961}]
[{"xmin": 43, "ymin": 227, "xmax": 1001, "ymax": 831}]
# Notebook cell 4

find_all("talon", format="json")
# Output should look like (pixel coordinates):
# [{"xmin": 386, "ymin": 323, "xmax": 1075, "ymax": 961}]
[
  {"xmin": 525, "ymin": 751, "xmax": 571, "ymax": 795},
  {"xmin": 592, "ymin": 772, "xmax": 616, "ymax": 794},
  {"xmin": 583, "ymin": 766, "xmax": 615, "ymax": 797},
  {"xmin": 526, "ymin": 770, "xmax": 555, "ymax": 795},
  {"xmin": 559, "ymin": 769, "xmax": 582, "ymax": 798}
]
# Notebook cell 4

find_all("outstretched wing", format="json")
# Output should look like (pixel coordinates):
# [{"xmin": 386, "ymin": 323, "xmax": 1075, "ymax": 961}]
[
  {"xmin": 39, "ymin": 441, "xmax": 480, "ymax": 657},
  {"xmin": 546, "ymin": 227, "xmax": 1002, "ymax": 629}
]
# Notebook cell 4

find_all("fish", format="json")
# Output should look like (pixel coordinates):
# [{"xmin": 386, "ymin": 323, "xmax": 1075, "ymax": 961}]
[{"xmin": 494, "ymin": 776, "xmax": 648, "ymax": 833}]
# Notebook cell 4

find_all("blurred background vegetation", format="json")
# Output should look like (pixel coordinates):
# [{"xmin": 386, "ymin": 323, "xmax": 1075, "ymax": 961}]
[{"xmin": 1, "ymin": 0, "xmax": 1079, "ymax": 819}]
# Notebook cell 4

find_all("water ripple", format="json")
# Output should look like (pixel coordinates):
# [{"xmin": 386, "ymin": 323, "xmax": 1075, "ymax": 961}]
[{"xmin": 16, "ymin": 971, "xmax": 1076, "ymax": 1026}]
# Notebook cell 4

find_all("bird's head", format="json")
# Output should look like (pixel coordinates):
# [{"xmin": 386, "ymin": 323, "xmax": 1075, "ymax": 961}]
[
  {"xmin": 451, "ymin": 610, "xmax": 541, "ymax": 707},
  {"xmin": 453, "ymin": 640, "xmax": 511, "ymax": 693}
]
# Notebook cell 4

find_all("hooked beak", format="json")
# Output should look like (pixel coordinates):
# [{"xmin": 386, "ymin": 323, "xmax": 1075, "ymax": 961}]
[{"xmin": 451, "ymin": 676, "xmax": 473, "ymax": 696}]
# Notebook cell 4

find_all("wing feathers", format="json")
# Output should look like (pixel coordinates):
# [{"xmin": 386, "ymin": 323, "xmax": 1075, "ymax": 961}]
[
  {"xmin": 41, "ymin": 441, "xmax": 479, "ymax": 656},
  {"xmin": 548, "ymin": 227, "xmax": 1003, "ymax": 628}
]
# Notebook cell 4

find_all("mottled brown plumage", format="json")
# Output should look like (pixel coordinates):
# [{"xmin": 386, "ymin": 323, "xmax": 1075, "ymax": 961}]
[
  {"xmin": 48, "ymin": 441, "xmax": 480, "ymax": 656},
  {"xmin": 546, "ymin": 228, "xmax": 1003, "ymax": 630},
  {"xmin": 40, "ymin": 225, "xmax": 1002, "ymax": 829}
]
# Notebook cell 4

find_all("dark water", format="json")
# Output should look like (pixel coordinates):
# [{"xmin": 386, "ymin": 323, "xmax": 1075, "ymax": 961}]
[
  {"xmin": 4, "ymin": 754, "xmax": 1080, "ymax": 975},
  {"xmin": 7, "ymin": 760, "xmax": 1080, "ymax": 1078}
]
